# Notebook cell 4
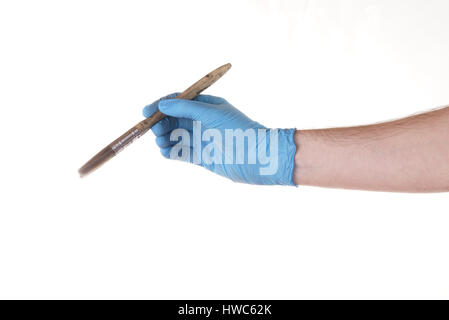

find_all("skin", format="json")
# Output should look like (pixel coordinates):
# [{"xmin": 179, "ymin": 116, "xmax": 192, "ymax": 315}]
[{"xmin": 293, "ymin": 106, "xmax": 449, "ymax": 192}]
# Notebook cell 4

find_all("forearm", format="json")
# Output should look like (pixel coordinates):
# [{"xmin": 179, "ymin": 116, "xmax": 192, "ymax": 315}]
[{"xmin": 293, "ymin": 106, "xmax": 449, "ymax": 192}]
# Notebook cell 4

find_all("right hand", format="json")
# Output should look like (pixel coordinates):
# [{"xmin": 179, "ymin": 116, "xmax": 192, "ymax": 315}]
[{"xmin": 142, "ymin": 93, "xmax": 296, "ymax": 186}]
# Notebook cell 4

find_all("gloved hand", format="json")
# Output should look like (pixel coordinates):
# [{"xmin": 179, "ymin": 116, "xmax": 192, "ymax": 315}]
[{"xmin": 142, "ymin": 93, "xmax": 296, "ymax": 185}]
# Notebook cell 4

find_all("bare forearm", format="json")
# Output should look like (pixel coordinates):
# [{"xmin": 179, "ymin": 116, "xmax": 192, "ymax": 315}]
[{"xmin": 293, "ymin": 106, "xmax": 449, "ymax": 192}]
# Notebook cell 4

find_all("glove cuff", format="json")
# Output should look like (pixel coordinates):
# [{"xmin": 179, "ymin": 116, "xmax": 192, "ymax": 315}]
[
  {"xmin": 257, "ymin": 128, "xmax": 297, "ymax": 186},
  {"xmin": 275, "ymin": 128, "xmax": 297, "ymax": 186}
]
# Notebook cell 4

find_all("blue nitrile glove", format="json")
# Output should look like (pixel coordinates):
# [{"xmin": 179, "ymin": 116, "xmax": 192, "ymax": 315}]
[{"xmin": 142, "ymin": 93, "xmax": 296, "ymax": 185}]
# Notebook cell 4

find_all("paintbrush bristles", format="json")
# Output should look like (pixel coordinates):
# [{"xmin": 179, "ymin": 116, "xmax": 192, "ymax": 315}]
[
  {"xmin": 79, "ymin": 63, "xmax": 232, "ymax": 177},
  {"xmin": 78, "ymin": 146, "xmax": 115, "ymax": 177}
]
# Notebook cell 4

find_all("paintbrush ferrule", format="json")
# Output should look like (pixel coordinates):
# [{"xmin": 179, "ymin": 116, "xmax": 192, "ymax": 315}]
[{"xmin": 111, "ymin": 128, "xmax": 143, "ymax": 154}]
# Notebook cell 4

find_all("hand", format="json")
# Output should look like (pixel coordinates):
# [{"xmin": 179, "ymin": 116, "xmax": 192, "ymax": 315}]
[{"xmin": 142, "ymin": 94, "xmax": 296, "ymax": 185}]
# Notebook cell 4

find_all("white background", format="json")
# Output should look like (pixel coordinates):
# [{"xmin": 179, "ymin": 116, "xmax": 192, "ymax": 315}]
[{"xmin": 0, "ymin": 0, "xmax": 448, "ymax": 299}]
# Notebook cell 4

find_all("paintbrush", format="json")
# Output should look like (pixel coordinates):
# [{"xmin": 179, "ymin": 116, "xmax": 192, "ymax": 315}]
[{"xmin": 79, "ymin": 63, "xmax": 232, "ymax": 177}]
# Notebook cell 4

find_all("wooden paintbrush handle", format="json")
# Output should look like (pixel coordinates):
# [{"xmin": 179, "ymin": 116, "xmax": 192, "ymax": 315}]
[{"xmin": 79, "ymin": 63, "xmax": 232, "ymax": 177}]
